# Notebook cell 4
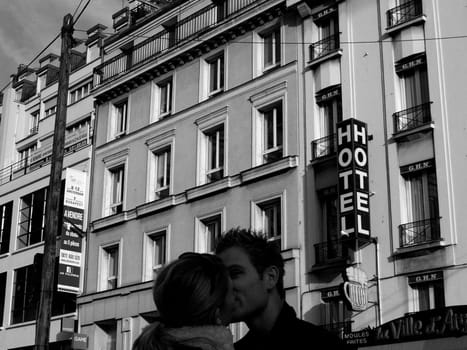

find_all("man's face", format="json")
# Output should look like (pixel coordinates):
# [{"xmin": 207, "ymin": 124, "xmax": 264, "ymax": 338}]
[{"xmin": 217, "ymin": 246, "xmax": 269, "ymax": 323}]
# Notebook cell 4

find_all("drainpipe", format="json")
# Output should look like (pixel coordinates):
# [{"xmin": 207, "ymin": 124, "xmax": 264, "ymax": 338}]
[{"xmin": 371, "ymin": 237, "xmax": 382, "ymax": 326}]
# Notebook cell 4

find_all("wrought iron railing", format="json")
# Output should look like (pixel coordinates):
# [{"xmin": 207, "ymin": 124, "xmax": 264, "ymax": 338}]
[
  {"xmin": 393, "ymin": 102, "xmax": 432, "ymax": 134},
  {"xmin": 96, "ymin": 0, "xmax": 257, "ymax": 86},
  {"xmin": 309, "ymin": 34, "xmax": 340, "ymax": 61},
  {"xmin": 387, "ymin": 0, "xmax": 423, "ymax": 28},
  {"xmin": 0, "ymin": 126, "xmax": 92, "ymax": 186},
  {"xmin": 314, "ymin": 238, "xmax": 347, "ymax": 265},
  {"xmin": 311, "ymin": 133, "xmax": 337, "ymax": 160},
  {"xmin": 399, "ymin": 217, "xmax": 441, "ymax": 248}
]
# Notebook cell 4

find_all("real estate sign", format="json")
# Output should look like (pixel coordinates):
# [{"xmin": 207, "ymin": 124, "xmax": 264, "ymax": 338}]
[{"xmin": 57, "ymin": 168, "xmax": 86, "ymax": 294}]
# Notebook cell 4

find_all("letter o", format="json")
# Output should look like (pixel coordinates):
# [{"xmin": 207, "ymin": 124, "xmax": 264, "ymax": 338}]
[
  {"xmin": 339, "ymin": 148, "xmax": 352, "ymax": 167},
  {"xmin": 355, "ymin": 148, "xmax": 367, "ymax": 167}
]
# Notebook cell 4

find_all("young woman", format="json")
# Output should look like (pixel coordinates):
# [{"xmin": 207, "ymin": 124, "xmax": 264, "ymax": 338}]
[{"xmin": 132, "ymin": 252, "xmax": 235, "ymax": 350}]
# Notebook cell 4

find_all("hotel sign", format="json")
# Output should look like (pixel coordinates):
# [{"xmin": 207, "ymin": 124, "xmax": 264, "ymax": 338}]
[
  {"xmin": 337, "ymin": 118, "xmax": 370, "ymax": 239},
  {"xmin": 57, "ymin": 168, "xmax": 86, "ymax": 294}
]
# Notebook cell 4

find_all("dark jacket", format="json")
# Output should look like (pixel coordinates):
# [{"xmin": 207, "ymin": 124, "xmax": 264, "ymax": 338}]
[{"xmin": 234, "ymin": 303, "xmax": 347, "ymax": 350}]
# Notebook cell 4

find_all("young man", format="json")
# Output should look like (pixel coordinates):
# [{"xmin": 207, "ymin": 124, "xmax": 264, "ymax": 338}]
[{"xmin": 215, "ymin": 228, "xmax": 346, "ymax": 350}]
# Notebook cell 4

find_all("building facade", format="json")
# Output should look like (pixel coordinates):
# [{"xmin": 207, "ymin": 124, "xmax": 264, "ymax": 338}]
[
  {"xmin": 0, "ymin": 25, "xmax": 106, "ymax": 349},
  {"xmin": 1, "ymin": 0, "xmax": 467, "ymax": 349}
]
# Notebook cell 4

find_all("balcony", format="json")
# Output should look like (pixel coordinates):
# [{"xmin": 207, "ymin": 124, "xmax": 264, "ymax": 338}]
[
  {"xmin": 314, "ymin": 238, "xmax": 348, "ymax": 266},
  {"xmin": 96, "ymin": 0, "xmax": 259, "ymax": 88},
  {"xmin": 321, "ymin": 321, "xmax": 353, "ymax": 335},
  {"xmin": 393, "ymin": 102, "xmax": 433, "ymax": 139},
  {"xmin": 387, "ymin": 0, "xmax": 423, "ymax": 29},
  {"xmin": 311, "ymin": 134, "xmax": 337, "ymax": 161},
  {"xmin": 309, "ymin": 34, "xmax": 340, "ymax": 62},
  {"xmin": 399, "ymin": 217, "xmax": 441, "ymax": 248}
]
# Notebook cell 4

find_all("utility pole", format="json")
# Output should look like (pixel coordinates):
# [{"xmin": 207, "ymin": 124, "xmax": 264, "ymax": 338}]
[{"xmin": 35, "ymin": 14, "xmax": 73, "ymax": 350}]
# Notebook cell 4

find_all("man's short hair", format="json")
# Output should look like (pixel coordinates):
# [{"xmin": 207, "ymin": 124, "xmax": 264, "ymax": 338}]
[{"xmin": 215, "ymin": 227, "xmax": 285, "ymax": 299}]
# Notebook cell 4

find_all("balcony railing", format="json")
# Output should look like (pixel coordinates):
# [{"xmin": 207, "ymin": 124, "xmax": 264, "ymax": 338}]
[
  {"xmin": 309, "ymin": 34, "xmax": 340, "ymax": 62},
  {"xmin": 387, "ymin": 0, "xmax": 422, "ymax": 28},
  {"xmin": 393, "ymin": 102, "xmax": 432, "ymax": 134},
  {"xmin": 96, "ymin": 0, "xmax": 257, "ymax": 87},
  {"xmin": 314, "ymin": 238, "xmax": 348, "ymax": 265},
  {"xmin": 311, "ymin": 133, "xmax": 337, "ymax": 160},
  {"xmin": 0, "ymin": 126, "xmax": 92, "ymax": 186},
  {"xmin": 321, "ymin": 321, "xmax": 353, "ymax": 335},
  {"xmin": 399, "ymin": 217, "xmax": 441, "ymax": 248}
]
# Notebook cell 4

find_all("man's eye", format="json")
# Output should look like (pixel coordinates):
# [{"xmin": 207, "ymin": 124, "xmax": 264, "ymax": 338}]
[{"xmin": 229, "ymin": 269, "xmax": 242, "ymax": 278}]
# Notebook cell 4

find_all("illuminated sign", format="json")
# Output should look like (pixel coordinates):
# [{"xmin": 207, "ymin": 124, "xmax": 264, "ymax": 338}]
[{"xmin": 336, "ymin": 118, "xmax": 370, "ymax": 239}]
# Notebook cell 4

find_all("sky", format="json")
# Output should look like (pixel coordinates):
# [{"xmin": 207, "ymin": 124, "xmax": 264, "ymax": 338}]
[{"xmin": 0, "ymin": 0, "xmax": 125, "ymax": 92}]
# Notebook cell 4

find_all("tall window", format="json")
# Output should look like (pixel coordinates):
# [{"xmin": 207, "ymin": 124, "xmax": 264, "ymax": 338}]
[
  {"xmin": 311, "ymin": 6, "xmax": 339, "ymax": 60},
  {"xmin": 30, "ymin": 111, "xmax": 40, "ymax": 134},
  {"xmin": 321, "ymin": 291, "xmax": 352, "ymax": 334},
  {"xmin": 208, "ymin": 53, "xmax": 224, "ymax": 95},
  {"xmin": 409, "ymin": 272, "xmax": 444, "ymax": 312},
  {"xmin": 400, "ymin": 160, "xmax": 439, "ymax": 247},
  {"xmin": 398, "ymin": 57, "xmax": 429, "ymax": 111},
  {"xmin": 205, "ymin": 126, "xmax": 224, "ymax": 183},
  {"xmin": 197, "ymin": 214, "xmax": 222, "ymax": 253},
  {"xmin": 319, "ymin": 187, "xmax": 338, "ymax": 243},
  {"xmin": 144, "ymin": 230, "xmax": 166, "ymax": 281},
  {"xmin": 260, "ymin": 102, "xmax": 283, "ymax": 164},
  {"xmin": 0, "ymin": 272, "xmax": 6, "ymax": 326},
  {"xmin": 254, "ymin": 198, "xmax": 282, "ymax": 249},
  {"xmin": 156, "ymin": 78, "xmax": 172, "ymax": 118},
  {"xmin": 100, "ymin": 244, "xmax": 119, "ymax": 290},
  {"xmin": 12, "ymin": 265, "xmax": 38, "ymax": 324},
  {"xmin": 69, "ymin": 81, "xmax": 92, "ymax": 104},
  {"xmin": 154, "ymin": 147, "xmax": 171, "ymax": 199},
  {"xmin": 262, "ymin": 27, "xmax": 281, "ymax": 70},
  {"xmin": 18, "ymin": 188, "xmax": 47, "ymax": 249},
  {"xmin": 111, "ymin": 99, "xmax": 128, "ymax": 139},
  {"xmin": 0, "ymin": 201, "xmax": 13, "ymax": 254},
  {"xmin": 107, "ymin": 165, "xmax": 125, "ymax": 215}
]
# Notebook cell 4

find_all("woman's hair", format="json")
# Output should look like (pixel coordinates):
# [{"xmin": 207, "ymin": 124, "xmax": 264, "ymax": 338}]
[{"xmin": 133, "ymin": 252, "xmax": 230, "ymax": 350}]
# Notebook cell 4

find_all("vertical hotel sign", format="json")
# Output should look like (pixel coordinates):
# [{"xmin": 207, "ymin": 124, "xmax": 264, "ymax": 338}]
[
  {"xmin": 58, "ymin": 168, "xmax": 86, "ymax": 294},
  {"xmin": 337, "ymin": 118, "xmax": 370, "ymax": 240}
]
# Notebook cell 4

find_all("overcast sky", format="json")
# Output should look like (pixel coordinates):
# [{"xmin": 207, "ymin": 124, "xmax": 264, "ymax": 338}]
[{"xmin": 0, "ymin": 0, "xmax": 124, "ymax": 91}]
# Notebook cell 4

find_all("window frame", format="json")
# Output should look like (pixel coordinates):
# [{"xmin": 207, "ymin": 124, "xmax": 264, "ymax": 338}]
[
  {"xmin": 0, "ymin": 201, "xmax": 13, "ymax": 254},
  {"xmin": 253, "ymin": 22, "xmax": 282, "ymax": 77},
  {"xmin": 252, "ymin": 194, "xmax": 284, "ymax": 249},
  {"xmin": 17, "ymin": 188, "xmax": 47, "ymax": 249},
  {"xmin": 143, "ymin": 228, "xmax": 168, "ymax": 282},
  {"xmin": 109, "ymin": 98, "xmax": 129, "ymax": 140},
  {"xmin": 408, "ymin": 272, "xmax": 445, "ymax": 312},
  {"xmin": 199, "ymin": 49, "xmax": 226, "ymax": 101},
  {"xmin": 153, "ymin": 76, "xmax": 173, "ymax": 121},
  {"xmin": 195, "ymin": 210, "xmax": 224, "ymax": 254},
  {"xmin": 103, "ymin": 150, "xmax": 129, "ymax": 217},
  {"xmin": 99, "ymin": 241, "xmax": 122, "ymax": 291}
]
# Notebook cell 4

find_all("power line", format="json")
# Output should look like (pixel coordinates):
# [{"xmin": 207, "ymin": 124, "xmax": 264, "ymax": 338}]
[{"xmin": 73, "ymin": 0, "xmax": 92, "ymax": 25}]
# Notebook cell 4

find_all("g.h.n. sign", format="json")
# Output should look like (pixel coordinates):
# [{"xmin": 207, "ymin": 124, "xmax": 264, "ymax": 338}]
[{"xmin": 337, "ymin": 118, "xmax": 370, "ymax": 240}]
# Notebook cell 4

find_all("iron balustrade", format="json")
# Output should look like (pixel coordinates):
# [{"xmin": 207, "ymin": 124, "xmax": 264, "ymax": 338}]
[
  {"xmin": 314, "ymin": 238, "xmax": 347, "ymax": 265},
  {"xmin": 399, "ymin": 217, "xmax": 441, "ymax": 248},
  {"xmin": 322, "ymin": 321, "xmax": 353, "ymax": 335},
  {"xmin": 309, "ymin": 34, "xmax": 340, "ymax": 61},
  {"xmin": 311, "ymin": 133, "xmax": 337, "ymax": 160},
  {"xmin": 96, "ymin": 0, "xmax": 257, "ymax": 86},
  {"xmin": 393, "ymin": 102, "xmax": 432, "ymax": 134},
  {"xmin": 0, "ymin": 126, "xmax": 93, "ymax": 186},
  {"xmin": 387, "ymin": 0, "xmax": 422, "ymax": 28}
]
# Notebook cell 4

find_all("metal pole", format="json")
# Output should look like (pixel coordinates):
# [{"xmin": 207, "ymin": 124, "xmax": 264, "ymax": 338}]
[{"xmin": 35, "ymin": 14, "xmax": 73, "ymax": 350}]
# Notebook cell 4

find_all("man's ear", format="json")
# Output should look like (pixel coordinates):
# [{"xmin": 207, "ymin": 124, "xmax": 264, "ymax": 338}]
[{"xmin": 262, "ymin": 266, "xmax": 280, "ymax": 291}]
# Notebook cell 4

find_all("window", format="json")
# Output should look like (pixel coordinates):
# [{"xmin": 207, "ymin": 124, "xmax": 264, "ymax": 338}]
[
  {"xmin": 409, "ymin": 272, "xmax": 444, "ymax": 312},
  {"xmin": 253, "ymin": 197, "xmax": 282, "ymax": 249},
  {"xmin": 154, "ymin": 147, "xmax": 171, "ymax": 199},
  {"xmin": 400, "ymin": 160, "xmax": 439, "ymax": 247},
  {"xmin": 45, "ymin": 105, "xmax": 57, "ymax": 118},
  {"xmin": 30, "ymin": 111, "xmax": 40, "ymax": 134},
  {"xmin": 18, "ymin": 144, "xmax": 37, "ymax": 170},
  {"xmin": 18, "ymin": 188, "xmax": 47, "ymax": 249},
  {"xmin": 0, "ymin": 272, "xmax": 6, "ymax": 326},
  {"xmin": 0, "ymin": 201, "xmax": 13, "ymax": 254},
  {"xmin": 197, "ymin": 214, "xmax": 222, "ymax": 253},
  {"xmin": 156, "ymin": 78, "xmax": 173, "ymax": 118},
  {"xmin": 12, "ymin": 265, "xmax": 38, "ymax": 324},
  {"xmin": 313, "ymin": 86, "xmax": 342, "ymax": 158},
  {"xmin": 259, "ymin": 102, "xmax": 283, "ymax": 164},
  {"xmin": 96, "ymin": 320, "xmax": 118, "ymax": 350},
  {"xmin": 208, "ymin": 54, "xmax": 224, "ymax": 95},
  {"xmin": 261, "ymin": 27, "xmax": 281, "ymax": 70},
  {"xmin": 319, "ymin": 187, "xmax": 338, "ymax": 242},
  {"xmin": 107, "ymin": 165, "xmax": 125, "ymax": 215},
  {"xmin": 69, "ymin": 81, "xmax": 92, "ymax": 104},
  {"xmin": 110, "ymin": 99, "xmax": 128, "ymax": 139},
  {"xmin": 311, "ymin": 6, "xmax": 339, "ymax": 61},
  {"xmin": 204, "ymin": 125, "xmax": 224, "ymax": 183},
  {"xmin": 321, "ymin": 290, "xmax": 352, "ymax": 334},
  {"xmin": 100, "ymin": 244, "xmax": 120, "ymax": 290},
  {"xmin": 143, "ymin": 230, "xmax": 166, "ymax": 281}
]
